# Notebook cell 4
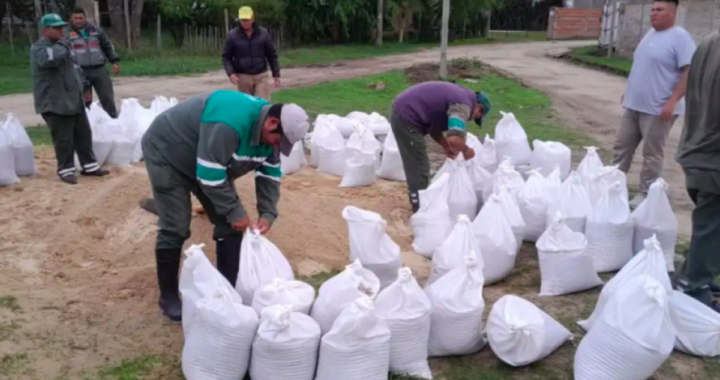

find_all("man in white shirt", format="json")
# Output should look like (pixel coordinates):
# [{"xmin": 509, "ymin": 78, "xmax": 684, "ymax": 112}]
[{"xmin": 613, "ymin": 0, "xmax": 696, "ymax": 209}]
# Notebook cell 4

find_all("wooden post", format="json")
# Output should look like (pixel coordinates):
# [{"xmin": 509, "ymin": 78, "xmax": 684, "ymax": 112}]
[
  {"xmin": 376, "ymin": 0, "xmax": 383, "ymax": 46},
  {"xmin": 156, "ymin": 14, "xmax": 161, "ymax": 50},
  {"xmin": 224, "ymin": 9, "xmax": 229, "ymax": 33},
  {"xmin": 34, "ymin": 0, "xmax": 43, "ymax": 37},
  {"xmin": 6, "ymin": 2, "xmax": 15, "ymax": 56},
  {"xmin": 123, "ymin": 0, "xmax": 131, "ymax": 50},
  {"xmin": 439, "ymin": 0, "xmax": 450, "ymax": 78}
]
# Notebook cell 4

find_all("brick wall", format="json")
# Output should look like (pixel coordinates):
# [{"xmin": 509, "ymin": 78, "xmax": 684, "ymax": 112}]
[{"xmin": 548, "ymin": 7, "xmax": 603, "ymax": 39}]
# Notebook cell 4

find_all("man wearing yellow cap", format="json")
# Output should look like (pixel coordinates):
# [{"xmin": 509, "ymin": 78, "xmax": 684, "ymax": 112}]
[{"xmin": 222, "ymin": 6, "xmax": 280, "ymax": 101}]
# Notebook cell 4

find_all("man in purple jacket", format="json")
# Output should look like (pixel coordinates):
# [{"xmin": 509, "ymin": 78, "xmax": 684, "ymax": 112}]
[{"xmin": 391, "ymin": 81, "xmax": 491, "ymax": 212}]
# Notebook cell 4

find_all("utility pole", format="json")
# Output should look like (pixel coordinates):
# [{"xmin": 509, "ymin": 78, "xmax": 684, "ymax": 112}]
[
  {"xmin": 439, "ymin": 0, "xmax": 450, "ymax": 78},
  {"xmin": 376, "ymin": 0, "xmax": 384, "ymax": 46}
]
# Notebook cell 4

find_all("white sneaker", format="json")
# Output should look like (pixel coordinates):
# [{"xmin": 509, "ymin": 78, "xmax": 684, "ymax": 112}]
[{"xmin": 629, "ymin": 193, "xmax": 646, "ymax": 210}]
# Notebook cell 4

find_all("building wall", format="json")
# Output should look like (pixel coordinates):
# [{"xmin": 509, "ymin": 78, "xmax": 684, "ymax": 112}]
[{"xmin": 548, "ymin": 7, "xmax": 604, "ymax": 39}]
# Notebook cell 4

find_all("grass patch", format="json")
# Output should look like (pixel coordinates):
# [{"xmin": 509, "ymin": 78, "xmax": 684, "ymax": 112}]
[
  {"xmin": 0, "ymin": 296, "xmax": 21, "ymax": 313},
  {"xmin": 565, "ymin": 46, "xmax": 632, "ymax": 77},
  {"xmin": 0, "ymin": 321, "xmax": 20, "ymax": 342},
  {"xmin": 300, "ymin": 270, "xmax": 341, "ymax": 292},
  {"xmin": 0, "ymin": 353, "xmax": 30, "ymax": 376},
  {"xmin": 88, "ymin": 354, "xmax": 182, "ymax": 380}
]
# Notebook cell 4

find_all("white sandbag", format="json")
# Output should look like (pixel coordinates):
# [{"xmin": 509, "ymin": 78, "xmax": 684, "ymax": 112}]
[
  {"xmin": 431, "ymin": 158, "xmax": 452, "ymax": 184},
  {"xmin": 517, "ymin": 170, "xmax": 552, "ymax": 242},
  {"xmin": 487, "ymin": 295, "xmax": 572, "ymax": 366},
  {"xmin": 251, "ymin": 278, "xmax": 316, "ymax": 315},
  {"xmin": 631, "ymin": 178, "xmax": 678, "ymax": 272},
  {"xmin": 426, "ymin": 255, "xmax": 487, "ymax": 357},
  {"xmin": 472, "ymin": 194, "xmax": 517, "ymax": 284},
  {"xmin": 494, "ymin": 111, "xmax": 532, "ymax": 166},
  {"xmin": 77, "ymin": 102, "xmax": 114, "ymax": 168},
  {"xmin": 479, "ymin": 134, "xmax": 498, "ymax": 172},
  {"xmin": 497, "ymin": 186, "xmax": 526, "ymax": 251},
  {"xmin": 326, "ymin": 114, "xmax": 358, "ymax": 138},
  {"xmin": 595, "ymin": 165, "xmax": 629, "ymax": 202},
  {"xmin": 585, "ymin": 181, "xmax": 633, "ymax": 272},
  {"xmin": 577, "ymin": 146, "xmax": 604, "ymax": 197},
  {"xmin": 427, "ymin": 215, "xmax": 483, "ymax": 286},
  {"xmin": 310, "ymin": 115, "xmax": 336, "ymax": 168},
  {"xmin": 315, "ymin": 297, "xmax": 391, "ymax": 380},
  {"xmin": 366, "ymin": 112, "xmax": 391, "ymax": 136},
  {"xmin": 150, "ymin": 95, "xmax": 177, "ymax": 114},
  {"xmin": 0, "ymin": 122, "xmax": 19, "ymax": 186},
  {"xmin": 346, "ymin": 123, "xmax": 381, "ymax": 160},
  {"xmin": 376, "ymin": 129, "xmax": 406, "ymax": 181},
  {"xmin": 574, "ymin": 275, "xmax": 675, "ymax": 380},
  {"xmin": 345, "ymin": 111, "xmax": 371, "ymax": 124},
  {"xmin": 281, "ymin": 141, "xmax": 307, "ymax": 175},
  {"xmin": 578, "ymin": 235, "xmax": 673, "ymax": 331},
  {"xmin": 311, "ymin": 259, "xmax": 381, "ymax": 335},
  {"xmin": 316, "ymin": 120, "xmax": 347, "ymax": 176},
  {"xmin": 546, "ymin": 171, "xmax": 592, "ymax": 233},
  {"xmin": 375, "ymin": 268, "xmax": 433, "ymax": 379},
  {"xmin": 340, "ymin": 124, "xmax": 381, "ymax": 187},
  {"xmin": 483, "ymin": 158, "xmax": 525, "ymax": 202},
  {"xmin": 466, "ymin": 158, "xmax": 492, "ymax": 209},
  {"xmin": 466, "ymin": 132, "xmax": 483, "ymax": 153},
  {"xmin": 531, "ymin": 140, "xmax": 571, "ymax": 179},
  {"xmin": 236, "ymin": 230, "xmax": 294, "ymax": 306},
  {"xmin": 104, "ymin": 118, "xmax": 137, "ymax": 167},
  {"xmin": 182, "ymin": 288, "xmax": 259, "ymax": 380},
  {"xmin": 342, "ymin": 206, "xmax": 402, "ymax": 289},
  {"xmin": 250, "ymin": 305, "xmax": 321, "ymax": 380},
  {"xmin": 537, "ymin": 213, "xmax": 603, "ymax": 296},
  {"xmin": 411, "ymin": 173, "xmax": 453, "ymax": 257},
  {"xmin": 4, "ymin": 114, "xmax": 38, "ymax": 176},
  {"xmin": 446, "ymin": 154, "xmax": 479, "ymax": 221},
  {"xmin": 669, "ymin": 290, "xmax": 720, "ymax": 357}
]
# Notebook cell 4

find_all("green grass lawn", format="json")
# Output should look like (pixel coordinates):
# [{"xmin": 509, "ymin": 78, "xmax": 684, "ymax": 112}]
[{"xmin": 566, "ymin": 46, "xmax": 632, "ymax": 76}]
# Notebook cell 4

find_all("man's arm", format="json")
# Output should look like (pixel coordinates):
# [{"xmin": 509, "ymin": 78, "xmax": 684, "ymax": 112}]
[
  {"xmin": 196, "ymin": 123, "xmax": 247, "ymax": 224},
  {"xmin": 661, "ymin": 31, "xmax": 697, "ymax": 120},
  {"xmin": 264, "ymin": 32, "xmax": 280, "ymax": 78},
  {"xmin": 97, "ymin": 27, "xmax": 120, "ymax": 64},
  {"xmin": 444, "ymin": 103, "xmax": 472, "ymax": 157},
  {"xmin": 221, "ymin": 35, "xmax": 236, "ymax": 77},
  {"xmin": 254, "ymin": 152, "xmax": 281, "ymax": 224},
  {"xmin": 31, "ymin": 43, "xmax": 70, "ymax": 69}
]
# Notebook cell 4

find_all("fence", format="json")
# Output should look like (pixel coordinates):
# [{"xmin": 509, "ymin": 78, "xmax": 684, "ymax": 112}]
[{"xmin": 547, "ymin": 7, "xmax": 603, "ymax": 40}]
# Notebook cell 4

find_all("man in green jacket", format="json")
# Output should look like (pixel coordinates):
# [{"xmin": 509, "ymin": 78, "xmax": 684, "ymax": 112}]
[
  {"xmin": 142, "ymin": 90, "xmax": 309, "ymax": 322},
  {"xmin": 31, "ymin": 13, "xmax": 110, "ymax": 185},
  {"xmin": 66, "ymin": 7, "xmax": 120, "ymax": 117}
]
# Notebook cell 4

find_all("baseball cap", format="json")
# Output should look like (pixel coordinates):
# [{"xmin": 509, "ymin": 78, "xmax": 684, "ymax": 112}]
[
  {"xmin": 475, "ymin": 91, "xmax": 492, "ymax": 126},
  {"xmin": 238, "ymin": 6, "xmax": 254, "ymax": 20},
  {"xmin": 279, "ymin": 104, "xmax": 310, "ymax": 156},
  {"xmin": 40, "ymin": 13, "xmax": 67, "ymax": 28}
]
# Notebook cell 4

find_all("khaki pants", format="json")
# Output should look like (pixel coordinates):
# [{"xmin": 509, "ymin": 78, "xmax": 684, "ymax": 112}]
[
  {"xmin": 611, "ymin": 109, "xmax": 677, "ymax": 195},
  {"xmin": 237, "ymin": 72, "xmax": 272, "ymax": 101}
]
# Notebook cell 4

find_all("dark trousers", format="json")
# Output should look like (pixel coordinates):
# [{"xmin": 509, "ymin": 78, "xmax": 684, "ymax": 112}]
[
  {"xmin": 84, "ymin": 66, "xmax": 117, "ymax": 118},
  {"xmin": 681, "ymin": 188, "xmax": 720, "ymax": 300},
  {"xmin": 41, "ymin": 111, "xmax": 99, "ymax": 178},
  {"xmin": 390, "ymin": 111, "xmax": 430, "ymax": 211}
]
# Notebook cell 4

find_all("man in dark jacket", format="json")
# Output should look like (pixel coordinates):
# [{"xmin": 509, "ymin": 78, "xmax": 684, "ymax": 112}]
[
  {"xmin": 66, "ymin": 7, "xmax": 121, "ymax": 117},
  {"xmin": 222, "ymin": 6, "xmax": 280, "ymax": 101},
  {"xmin": 31, "ymin": 13, "xmax": 110, "ymax": 185},
  {"xmin": 675, "ymin": 31, "xmax": 720, "ymax": 314}
]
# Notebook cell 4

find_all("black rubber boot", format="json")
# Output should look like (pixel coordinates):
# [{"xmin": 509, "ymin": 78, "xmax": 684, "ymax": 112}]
[
  {"xmin": 81, "ymin": 168, "xmax": 110, "ymax": 177},
  {"xmin": 409, "ymin": 191, "xmax": 420, "ymax": 213},
  {"xmin": 216, "ymin": 235, "xmax": 243, "ymax": 287},
  {"xmin": 156, "ymin": 248, "xmax": 182, "ymax": 323}
]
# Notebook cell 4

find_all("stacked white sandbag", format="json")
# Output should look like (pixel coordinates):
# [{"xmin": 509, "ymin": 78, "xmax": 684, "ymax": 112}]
[
  {"xmin": 309, "ymin": 115, "xmax": 335, "ymax": 168},
  {"xmin": 315, "ymin": 297, "xmax": 391, "ymax": 380},
  {"xmin": 376, "ymin": 129, "xmax": 406, "ymax": 182},
  {"xmin": 578, "ymin": 235, "xmax": 673, "ymax": 331},
  {"xmin": 80, "ymin": 102, "xmax": 114, "ymax": 167},
  {"xmin": 179, "ymin": 244, "xmax": 243, "ymax": 337},
  {"xmin": 427, "ymin": 215, "xmax": 482, "ymax": 286},
  {"xmin": 537, "ymin": 213, "xmax": 603, "ymax": 296},
  {"xmin": 366, "ymin": 112, "xmax": 391, "ymax": 137},
  {"xmin": 411, "ymin": 173, "xmax": 453, "ymax": 257},
  {"xmin": 346, "ymin": 111, "xmax": 370, "ymax": 124},
  {"xmin": 530, "ymin": 140, "xmax": 571, "ymax": 179},
  {"xmin": 466, "ymin": 132, "xmax": 483, "ymax": 153},
  {"xmin": 129, "ymin": 102, "xmax": 158, "ymax": 163},
  {"xmin": 236, "ymin": 230, "xmax": 294, "ymax": 306},
  {"xmin": 517, "ymin": 169, "xmax": 553, "ymax": 242},
  {"xmin": 313, "ymin": 115, "xmax": 347, "ymax": 176},
  {"xmin": 574, "ymin": 275, "xmax": 675, "ymax": 380},
  {"xmin": 585, "ymin": 181, "xmax": 634, "ymax": 272},
  {"xmin": 494, "ymin": 111, "xmax": 532, "ymax": 166},
  {"xmin": 546, "ymin": 171, "xmax": 592, "ymax": 233},
  {"xmin": 577, "ymin": 146, "xmax": 604, "ymax": 200},
  {"xmin": 342, "ymin": 206, "xmax": 401, "ymax": 289},
  {"xmin": 426, "ymin": 254, "xmax": 487, "ymax": 357},
  {"xmin": 182, "ymin": 288, "xmax": 259, "ymax": 380},
  {"xmin": 446, "ymin": 154, "xmax": 479, "ymax": 220},
  {"xmin": 0, "ymin": 118, "xmax": 19, "ymax": 186},
  {"xmin": 341, "ymin": 124, "xmax": 381, "ymax": 187},
  {"xmin": 281, "ymin": 141, "xmax": 307, "ymax": 175},
  {"xmin": 586, "ymin": 165, "xmax": 629, "ymax": 206},
  {"xmin": 375, "ymin": 268, "xmax": 433, "ymax": 379},
  {"xmin": 483, "ymin": 158, "xmax": 525, "ymax": 202},
  {"xmin": 431, "ymin": 157, "xmax": 452, "ymax": 184},
  {"xmin": 471, "ymin": 194, "xmax": 517, "ymax": 284},
  {"xmin": 479, "ymin": 134, "xmax": 499, "ymax": 172},
  {"xmin": 326, "ymin": 114, "xmax": 358, "ymax": 138},
  {"xmin": 466, "ymin": 155, "xmax": 493, "ymax": 209},
  {"xmin": 109, "ymin": 98, "xmax": 143, "ymax": 167},
  {"xmin": 497, "ymin": 186, "xmax": 526, "ymax": 251},
  {"xmin": 311, "ymin": 259, "xmax": 381, "ymax": 334},
  {"xmin": 669, "ymin": 291, "xmax": 720, "ymax": 357},
  {"xmin": 250, "ymin": 304, "xmax": 321, "ymax": 380},
  {"xmin": 150, "ymin": 95, "xmax": 178, "ymax": 114},
  {"xmin": 487, "ymin": 295, "xmax": 572, "ymax": 366},
  {"xmin": 3, "ymin": 114, "xmax": 38, "ymax": 176},
  {"xmin": 631, "ymin": 178, "xmax": 678, "ymax": 272},
  {"xmin": 252, "ymin": 278, "xmax": 316, "ymax": 315}
]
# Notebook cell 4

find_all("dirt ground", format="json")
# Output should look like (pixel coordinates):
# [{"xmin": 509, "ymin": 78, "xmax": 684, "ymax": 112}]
[{"xmin": 0, "ymin": 40, "xmax": 700, "ymax": 379}]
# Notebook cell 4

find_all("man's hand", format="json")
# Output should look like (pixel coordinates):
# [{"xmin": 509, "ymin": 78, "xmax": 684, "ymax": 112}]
[
  {"xmin": 273, "ymin": 78, "xmax": 280, "ymax": 89},
  {"xmin": 229, "ymin": 74, "xmax": 240, "ymax": 86},
  {"xmin": 252, "ymin": 218, "xmax": 271, "ymax": 235},
  {"xmin": 231, "ymin": 215, "xmax": 252, "ymax": 232},
  {"xmin": 660, "ymin": 100, "xmax": 676, "ymax": 122},
  {"xmin": 112, "ymin": 63, "xmax": 120, "ymax": 76},
  {"xmin": 443, "ymin": 145, "xmax": 458, "ymax": 159},
  {"xmin": 463, "ymin": 147, "xmax": 476, "ymax": 160}
]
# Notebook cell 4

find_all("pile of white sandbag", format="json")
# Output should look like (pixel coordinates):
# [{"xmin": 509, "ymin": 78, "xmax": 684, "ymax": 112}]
[{"xmin": 0, "ymin": 113, "xmax": 38, "ymax": 186}]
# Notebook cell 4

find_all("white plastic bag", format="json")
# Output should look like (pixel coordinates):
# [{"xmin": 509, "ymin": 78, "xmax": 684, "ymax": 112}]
[
  {"xmin": 574, "ymin": 275, "xmax": 675, "ymax": 380},
  {"xmin": 366, "ymin": 112, "xmax": 391, "ymax": 136},
  {"xmin": 494, "ymin": 111, "xmax": 532, "ymax": 166},
  {"xmin": 281, "ymin": 141, "xmax": 307, "ymax": 175},
  {"xmin": 631, "ymin": 178, "xmax": 678, "ymax": 272},
  {"xmin": 310, "ymin": 115, "xmax": 336, "ymax": 168},
  {"xmin": 375, "ymin": 268, "xmax": 433, "ymax": 379},
  {"xmin": 578, "ymin": 235, "xmax": 673, "ymax": 331},
  {"xmin": 669, "ymin": 290, "xmax": 720, "ymax": 357},
  {"xmin": 487, "ymin": 295, "xmax": 572, "ymax": 367},
  {"xmin": 426, "ymin": 255, "xmax": 487, "ymax": 357},
  {"xmin": 585, "ymin": 181, "xmax": 634, "ymax": 272},
  {"xmin": 251, "ymin": 278, "xmax": 316, "ymax": 315},
  {"xmin": 546, "ymin": 171, "xmax": 592, "ymax": 233},
  {"xmin": 483, "ymin": 158, "xmax": 525, "ymax": 202},
  {"xmin": 531, "ymin": 140, "xmax": 571, "ymax": 179},
  {"xmin": 497, "ymin": 186, "xmax": 526, "ymax": 251},
  {"xmin": 4, "ymin": 114, "xmax": 38, "ymax": 176},
  {"xmin": 315, "ymin": 297, "xmax": 391, "ymax": 380},
  {"xmin": 446, "ymin": 155, "xmax": 479, "ymax": 220},
  {"xmin": 310, "ymin": 260, "xmax": 381, "ymax": 334},
  {"xmin": 410, "ymin": 173, "xmax": 453, "ymax": 257},
  {"xmin": 250, "ymin": 305, "xmax": 321, "ymax": 380},
  {"xmin": 427, "ymin": 215, "xmax": 483, "ymax": 286},
  {"xmin": 537, "ymin": 213, "xmax": 603, "ymax": 296},
  {"xmin": 236, "ymin": 230, "xmax": 294, "ymax": 306},
  {"xmin": 376, "ymin": 129, "xmax": 406, "ymax": 181},
  {"xmin": 479, "ymin": 134, "xmax": 498, "ymax": 172},
  {"xmin": 472, "ymin": 194, "xmax": 517, "ymax": 284},
  {"xmin": 326, "ymin": 114, "xmax": 358, "ymax": 138},
  {"xmin": 517, "ymin": 170, "xmax": 552, "ymax": 242},
  {"xmin": 182, "ymin": 288, "xmax": 259, "ymax": 380},
  {"xmin": 0, "ymin": 122, "xmax": 19, "ymax": 186},
  {"xmin": 342, "ymin": 206, "xmax": 402, "ymax": 289}
]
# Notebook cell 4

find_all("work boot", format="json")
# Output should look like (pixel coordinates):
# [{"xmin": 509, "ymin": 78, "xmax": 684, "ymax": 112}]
[
  {"xmin": 81, "ymin": 168, "xmax": 110, "ymax": 177},
  {"xmin": 216, "ymin": 235, "xmax": 243, "ymax": 287},
  {"xmin": 156, "ymin": 248, "xmax": 182, "ymax": 323},
  {"xmin": 629, "ymin": 193, "xmax": 646, "ymax": 210},
  {"xmin": 60, "ymin": 174, "xmax": 78, "ymax": 185},
  {"xmin": 409, "ymin": 191, "xmax": 420, "ymax": 213},
  {"xmin": 139, "ymin": 198, "xmax": 159, "ymax": 215}
]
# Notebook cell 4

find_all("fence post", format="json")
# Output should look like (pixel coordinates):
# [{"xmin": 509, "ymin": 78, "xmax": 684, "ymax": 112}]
[
  {"xmin": 157, "ymin": 14, "xmax": 161, "ymax": 50},
  {"xmin": 607, "ymin": 0, "xmax": 618, "ymax": 57},
  {"xmin": 6, "ymin": 2, "xmax": 15, "ymax": 57},
  {"xmin": 224, "ymin": 9, "xmax": 229, "ymax": 33},
  {"xmin": 123, "ymin": 0, "xmax": 132, "ymax": 50},
  {"xmin": 34, "ymin": 0, "xmax": 42, "ymax": 37}
]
